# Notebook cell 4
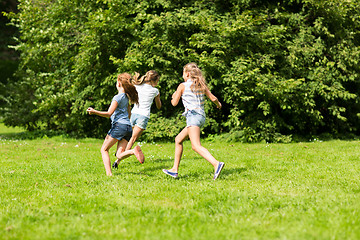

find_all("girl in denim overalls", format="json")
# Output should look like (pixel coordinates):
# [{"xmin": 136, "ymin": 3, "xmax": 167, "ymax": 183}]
[{"xmin": 163, "ymin": 63, "xmax": 225, "ymax": 180}]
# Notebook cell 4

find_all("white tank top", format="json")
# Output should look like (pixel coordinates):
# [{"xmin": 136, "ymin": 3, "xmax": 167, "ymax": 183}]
[{"xmin": 181, "ymin": 79, "xmax": 205, "ymax": 117}]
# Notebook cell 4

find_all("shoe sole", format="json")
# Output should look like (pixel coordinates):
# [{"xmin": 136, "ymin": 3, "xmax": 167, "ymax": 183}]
[
  {"xmin": 162, "ymin": 169, "xmax": 178, "ymax": 178},
  {"xmin": 213, "ymin": 162, "xmax": 225, "ymax": 180},
  {"xmin": 134, "ymin": 145, "xmax": 145, "ymax": 164}
]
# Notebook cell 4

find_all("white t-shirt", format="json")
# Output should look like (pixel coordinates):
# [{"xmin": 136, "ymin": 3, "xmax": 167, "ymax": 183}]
[{"xmin": 132, "ymin": 83, "xmax": 160, "ymax": 118}]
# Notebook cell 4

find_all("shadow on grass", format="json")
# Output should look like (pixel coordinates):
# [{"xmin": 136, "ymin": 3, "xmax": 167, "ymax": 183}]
[
  {"xmin": 116, "ymin": 163, "xmax": 248, "ymax": 180},
  {"xmin": 180, "ymin": 167, "xmax": 246, "ymax": 179},
  {"xmin": 147, "ymin": 158, "xmax": 175, "ymax": 164},
  {"xmin": 110, "ymin": 158, "xmax": 172, "ymax": 177},
  {"xmin": 221, "ymin": 167, "xmax": 247, "ymax": 176}
]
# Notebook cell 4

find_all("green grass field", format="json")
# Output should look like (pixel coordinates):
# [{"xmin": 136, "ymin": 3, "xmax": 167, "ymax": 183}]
[{"xmin": 1, "ymin": 123, "xmax": 360, "ymax": 239}]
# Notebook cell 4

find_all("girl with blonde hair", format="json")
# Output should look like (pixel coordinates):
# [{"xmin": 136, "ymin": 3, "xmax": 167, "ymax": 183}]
[
  {"xmin": 163, "ymin": 63, "xmax": 225, "ymax": 180},
  {"xmin": 87, "ymin": 73, "xmax": 144, "ymax": 176}
]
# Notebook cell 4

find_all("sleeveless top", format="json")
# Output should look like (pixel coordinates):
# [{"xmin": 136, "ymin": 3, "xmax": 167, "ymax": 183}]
[{"xmin": 181, "ymin": 79, "xmax": 205, "ymax": 117}]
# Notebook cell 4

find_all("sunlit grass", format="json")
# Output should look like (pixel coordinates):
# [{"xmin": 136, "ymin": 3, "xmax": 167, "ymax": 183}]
[
  {"xmin": 1, "ymin": 123, "xmax": 360, "ymax": 239},
  {"xmin": 0, "ymin": 123, "xmax": 24, "ymax": 134}
]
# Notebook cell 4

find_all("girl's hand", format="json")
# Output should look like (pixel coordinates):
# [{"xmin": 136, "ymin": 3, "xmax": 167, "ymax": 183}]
[{"xmin": 87, "ymin": 107, "xmax": 94, "ymax": 115}]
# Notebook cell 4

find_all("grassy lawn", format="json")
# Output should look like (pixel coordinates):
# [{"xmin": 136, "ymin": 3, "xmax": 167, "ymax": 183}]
[{"xmin": 1, "ymin": 123, "xmax": 359, "ymax": 239}]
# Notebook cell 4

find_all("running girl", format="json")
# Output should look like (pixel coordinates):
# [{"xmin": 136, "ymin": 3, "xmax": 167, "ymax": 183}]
[
  {"xmin": 163, "ymin": 63, "xmax": 225, "ymax": 180},
  {"xmin": 87, "ymin": 73, "xmax": 144, "ymax": 176},
  {"xmin": 112, "ymin": 70, "xmax": 161, "ymax": 169}
]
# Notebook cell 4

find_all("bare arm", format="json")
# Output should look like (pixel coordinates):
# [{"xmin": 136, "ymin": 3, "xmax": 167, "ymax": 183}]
[
  {"xmin": 171, "ymin": 84, "xmax": 184, "ymax": 106},
  {"xmin": 87, "ymin": 100, "xmax": 118, "ymax": 118},
  {"xmin": 154, "ymin": 94, "xmax": 162, "ymax": 109},
  {"xmin": 205, "ymin": 88, "xmax": 222, "ymax": 109}
]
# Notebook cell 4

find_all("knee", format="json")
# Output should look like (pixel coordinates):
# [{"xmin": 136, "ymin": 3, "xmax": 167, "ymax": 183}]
[
  {"xmin": 101, "ymin": 147, "xmax": 108, "ymax": 154},
  {"xmin": 191, "ymin": 143, "xmax": 202, "ymax": 152},
  {"xmin": 175, "ymin": 136, "xmax": 183, "ymax": 145},
  {"xmin": 115, "ymin": 148, "xmax": 125, "ymax": 158}
]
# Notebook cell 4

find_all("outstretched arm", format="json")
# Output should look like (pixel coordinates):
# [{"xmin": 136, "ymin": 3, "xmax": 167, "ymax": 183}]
[
  {"xmin": 205, "ymin": 88, "xmax": 222, "ymax": 109},
  {"xmin": 171, "ymin": 84, "xmax": 184, "ymax": 106},
  {"xmin": 87, "ymin": 100, "xmax": 118, "ymax": 118}
]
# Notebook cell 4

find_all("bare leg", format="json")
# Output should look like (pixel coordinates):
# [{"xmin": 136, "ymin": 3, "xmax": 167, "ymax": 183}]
[
  {"xmin": 125, "ymin": 126, "xmax": 144, "ymax": 151},
  {"xmin": 116, "ymin": 145, "xmax": 144, "ymax": 164},
  {"xmin": 169, "ymin": 127, "xmax": 189, "ymax": 173},
  {"xmin": 114, "ymin": 139, "xmax": 128, "ymax": 165},
  {"xmin": 116, "ymin": 149, "xmax": 134, "ymax": 160},
  {"xmin": 115, "ymin": 140, "xmax": 126, "ymax": 157},
  {"xmin": 187, "ymin": 126, "xmax": 219, "ymax": 171},
  {"xmin": 101, "ymin": 135, "xmax": 118, "ymax": 176}
]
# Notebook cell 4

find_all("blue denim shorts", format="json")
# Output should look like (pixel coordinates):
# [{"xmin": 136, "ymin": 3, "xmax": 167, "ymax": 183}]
[
  {"xmin": 185, "ymin": 110, "xmax": 206, "ymax": 128},
  {"xmin": 107, "ymin": 123, "xmax": 132, "ymax": 141},
  {"xmin": 130, "ymin": 113, "xmax": 149, "ymax": 130}
]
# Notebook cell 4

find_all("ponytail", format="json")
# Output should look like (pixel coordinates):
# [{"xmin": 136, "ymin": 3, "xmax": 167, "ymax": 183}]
[
  {"xmin": 132, "ymin": 72, "xmax": 146, "ymax": 85},
  {"xmin": 132, "ymin": 70, "xmax": 160, "ymax": 85},
  {"xmin": 117, "ymin": 73, "xmax": 139, "ymax": 105}
]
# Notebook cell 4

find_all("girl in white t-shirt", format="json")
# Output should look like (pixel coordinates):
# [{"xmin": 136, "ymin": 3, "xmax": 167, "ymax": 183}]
[{"xmin": 112, "ymin": 70, "xmax": 161, "ymax": 169}]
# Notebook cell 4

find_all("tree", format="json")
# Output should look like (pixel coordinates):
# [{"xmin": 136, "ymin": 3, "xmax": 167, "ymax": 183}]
[
  {"xmin": 0, "ymin": 0, "xmax": 19, "ymax": 112},
  {"xmin": 3, "ymin": 0, "xmax": 360, "ymax": 141}
]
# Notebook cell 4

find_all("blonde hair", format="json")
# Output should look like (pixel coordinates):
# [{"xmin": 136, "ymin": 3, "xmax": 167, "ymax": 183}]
[
  {"xmin": 117, "ymin": 73, "xmax": 139, "ymax": 105},
  {"xmin": 183, "ymin": 62, "xmax": 208, "ymax": 93},
  {"xmin": 132, "ymin": 70, "xmax": 160, "ymax": 85}
]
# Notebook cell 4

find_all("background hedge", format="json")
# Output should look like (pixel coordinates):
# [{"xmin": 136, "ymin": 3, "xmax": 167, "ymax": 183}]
[{"xmin": 2, "ymin": 0, "xmax": 360, "ymax": 142}]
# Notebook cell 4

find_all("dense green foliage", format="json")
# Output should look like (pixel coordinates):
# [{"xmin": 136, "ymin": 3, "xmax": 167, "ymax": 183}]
[
  {"xmin": 2, "ymin": 0, "xmax": 360, "ymax": 141},
  {"xmin": 0, "ymin": 0, "xmax": 19, "ymax": 110}
]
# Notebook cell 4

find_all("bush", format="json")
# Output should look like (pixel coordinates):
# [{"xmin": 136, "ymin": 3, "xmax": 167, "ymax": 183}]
[
  {"xmin": 2, "ymin": 0, "xmax": 360, "ymax": 141},
  {"xmin": 140, "ymin": 113, "xmax": 186, "ymax": 142}
]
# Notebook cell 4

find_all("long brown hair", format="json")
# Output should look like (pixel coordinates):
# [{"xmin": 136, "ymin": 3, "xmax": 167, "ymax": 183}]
[
  {"xmin": 132, "ymin": 70, "xmax": 160, "ymax": 85},
  {"xmin": 117, "ymin": 73, "xmax": 139, "ymax": 105},
  {"xmin": 183, "ymin": 62, "xmax": 208, "ymax": 93}
]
